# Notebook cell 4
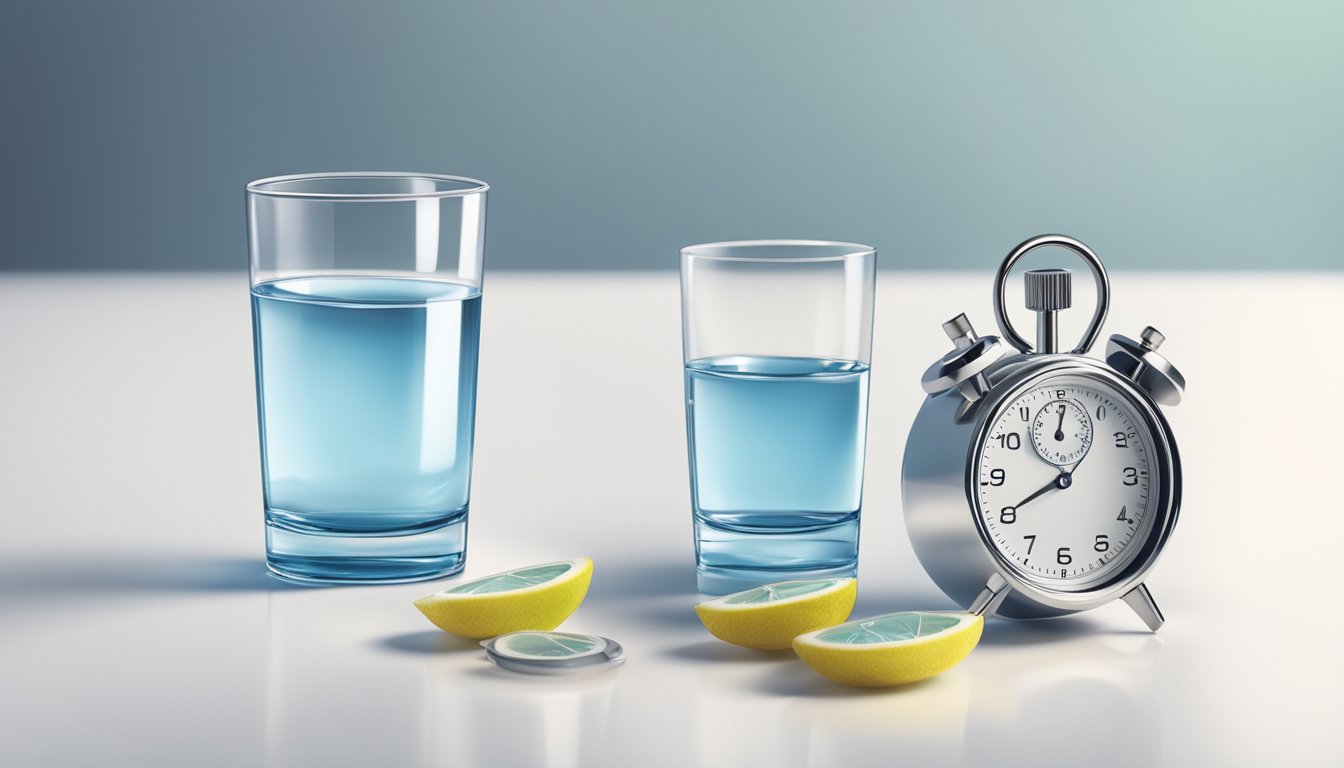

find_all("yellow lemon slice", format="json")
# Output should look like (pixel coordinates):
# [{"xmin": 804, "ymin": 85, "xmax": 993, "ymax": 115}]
[
  {"xmin": 694, "ymin": 578, "xmax": 857, "ymax": 650},
  {"xmin": 414, "ymin": 558, "xmax": 592, "ymax": 639},
  {"xmin": 792, "ymin": 611, "xmax": 982, "ymax": 687}
]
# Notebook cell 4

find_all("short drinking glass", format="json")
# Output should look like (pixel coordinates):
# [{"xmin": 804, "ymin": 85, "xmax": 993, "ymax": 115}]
[
  {"xmin": 681, "ymin": 240, "xmax": 876, "ymax": 594},
  {"xmin": 247, "ymin": 172, "xmax": 488, "ymax": 583}
]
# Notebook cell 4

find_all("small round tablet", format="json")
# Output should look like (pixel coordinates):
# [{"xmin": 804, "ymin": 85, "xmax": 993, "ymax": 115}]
[{"xmin": 482, "ymin": 631, "xmax": 625, "ymax": 675}]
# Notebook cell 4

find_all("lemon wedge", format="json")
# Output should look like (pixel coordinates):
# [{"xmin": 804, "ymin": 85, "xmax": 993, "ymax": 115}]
[
  {"xmin": 792, "ymin": 611, "xmax": 982, "ymax": 687},
  {"xmin": 414, "ymin": 558, "xmax": 593, "ymax": 639},
  {"xmin": 694, "ymin": 578, "xmax": 857, "ymax": 650}
]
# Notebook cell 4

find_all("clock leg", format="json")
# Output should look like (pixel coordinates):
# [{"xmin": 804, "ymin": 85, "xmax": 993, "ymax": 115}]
[
  {"xmin": 969, "ymin": 573, "xmax": 1011, "ymax": 617},
  {"xmin": 1121, "ymin": 583, "xmax": 1165, "ymax": 632}
]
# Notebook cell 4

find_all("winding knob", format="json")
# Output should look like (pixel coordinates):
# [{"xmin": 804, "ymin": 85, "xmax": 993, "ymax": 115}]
[
  {"xmin": 1024, "ymin": 269, "xmax": 1072, "ymax": 312},
  {"xmin": 922, "ymin": 313, "xmax": 1005, "ymax": 398},
  {"xmin": 1139, "ymin": 326, "xmax": 1165, "ymax": 350},
  {"xmin": 942, "ymin": 313, "xmax": 978, "ymax": 349},
  {"xmin": 1106, "ymin": 326, "xmax": 1186, "ymax": 406}
]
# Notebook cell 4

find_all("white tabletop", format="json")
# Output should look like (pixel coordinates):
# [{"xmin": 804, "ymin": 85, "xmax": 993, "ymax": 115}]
[{"xmin": 1, "ymin": 271, "xmax": 1340, "ymax": 767}]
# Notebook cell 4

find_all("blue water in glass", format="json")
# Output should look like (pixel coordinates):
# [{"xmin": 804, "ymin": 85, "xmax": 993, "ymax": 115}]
[
  {"xmin": 251, "ymin": 276, "xmax": 481, "ymax": 583},
  {"xmin": 685, "ymin": 355, "xmax": 870, "ymax": 594}
]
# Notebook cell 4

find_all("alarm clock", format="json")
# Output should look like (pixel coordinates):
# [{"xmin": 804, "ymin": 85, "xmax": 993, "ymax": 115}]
[{"xmin": 901, "ymin": 234, "xmax": 1185, "ymax": 631}]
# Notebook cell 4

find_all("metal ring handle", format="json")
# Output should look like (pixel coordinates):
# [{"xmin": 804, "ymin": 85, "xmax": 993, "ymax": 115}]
[{"xmin": 992, "ymin": 234, "xmax": 1110, "ymax": 354}]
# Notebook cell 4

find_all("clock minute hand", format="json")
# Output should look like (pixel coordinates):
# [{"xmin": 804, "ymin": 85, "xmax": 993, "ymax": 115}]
[{"xmin": 1010, "ymin": 471, "xmax": 1073, "ymax": 512}]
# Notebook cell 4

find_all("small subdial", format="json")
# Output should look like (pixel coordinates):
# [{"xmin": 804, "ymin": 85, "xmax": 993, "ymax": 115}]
[{"xmin": 1031, "ymin": 398, "xmax": 1093, "ymax": 465}]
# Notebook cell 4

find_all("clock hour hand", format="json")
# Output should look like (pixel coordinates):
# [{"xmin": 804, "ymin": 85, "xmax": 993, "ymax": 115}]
[{"xmin": 1054, "ymin": 404, "xmax": 1067, "ymax": 441}]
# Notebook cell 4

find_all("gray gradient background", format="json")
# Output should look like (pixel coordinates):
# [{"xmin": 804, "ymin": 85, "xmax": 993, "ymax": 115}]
[{"xmin": 2, "ymin": 0, "xmax": 1341, "ymax": 271}]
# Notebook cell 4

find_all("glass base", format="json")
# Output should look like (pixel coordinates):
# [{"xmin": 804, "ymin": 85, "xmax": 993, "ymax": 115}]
[
  {"xmin": 696, "ymin": 561, "xmax": 858, "ymax": 595},
  {"xmin": 694, "ymin": 514, "xmax": 859, "ymax": 595},
  {"xmin": 265, "ymin": 515, "xmax": 466, "ymax": 585}
]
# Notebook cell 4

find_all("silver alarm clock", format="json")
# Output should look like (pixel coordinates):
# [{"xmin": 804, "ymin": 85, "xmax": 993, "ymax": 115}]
[{"xmin": 902, "ymin": 234, "xmax": 1185, "ymax": 631}]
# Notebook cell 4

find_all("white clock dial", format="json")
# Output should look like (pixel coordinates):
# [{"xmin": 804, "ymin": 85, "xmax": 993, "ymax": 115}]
[
  {"xmin": 974, "ymin": 376, "xmax": 1156, "ymax": 588},
  {"xmin": 1031, "ymin": 397, "xmax": 1093, "ymax": 465}
]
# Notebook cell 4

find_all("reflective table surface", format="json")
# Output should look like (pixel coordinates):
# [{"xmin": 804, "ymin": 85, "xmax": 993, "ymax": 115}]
[{"xmin": 1, "ymin": 272, "xmax": 1340, "ymax": 767}]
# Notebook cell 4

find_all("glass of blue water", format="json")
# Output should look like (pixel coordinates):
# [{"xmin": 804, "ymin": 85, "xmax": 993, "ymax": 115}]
[
  {"xmin": 246, "ymin": 173, "xmax": 487, "ymax": 583},
  {"xmin": 681, "ymin": 241, "xmax": 876, "ymax": 594}
]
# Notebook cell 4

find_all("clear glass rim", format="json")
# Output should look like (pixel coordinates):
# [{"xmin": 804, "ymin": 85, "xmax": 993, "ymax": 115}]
[
  {"xmin": 681, "ymin": 239, "xmax": 876, "ymax": 263},
  {"xmin": 246, "ymin": 171, "xmax": 489, "ymax": 201}
]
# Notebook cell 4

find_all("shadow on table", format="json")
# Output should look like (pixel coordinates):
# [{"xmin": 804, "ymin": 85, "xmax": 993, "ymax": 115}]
[
  {"xmin": 978, "ymin": 615, "xmax": 1152, "ymax": 646},
  {"xmin": 566, "ymin": 558, "xmax": 702, "ymax": 632},
  {"xmin": 661, "ymin": 640, "xmax": 796, "ymax": 664},
  {"xmin": 616, "ymin": 598, "xmax": 703, "ymax": 631},
  {"xmin": 375, "ymin": 630, "xmax": 483, "ymax": 655},
  {"xmin": 753, "ymin": 661, "xmax": 945, "ymax": 698},
  {"xmin": 0, "ymin": 555, "xmax": 308, "ymax": 601},
  {"xmin": 583, "ymin": 558, "xmax": 696, "ymax": 600}
]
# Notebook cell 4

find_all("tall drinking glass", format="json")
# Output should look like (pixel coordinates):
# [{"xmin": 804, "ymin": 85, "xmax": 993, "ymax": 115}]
[
  {"xmin": 247, "ymin": 173, "xmax": 487, "ymax": 583},
  {"xmin": 681, "ymin": 240, "xmax": 876, "ymax": 594}
]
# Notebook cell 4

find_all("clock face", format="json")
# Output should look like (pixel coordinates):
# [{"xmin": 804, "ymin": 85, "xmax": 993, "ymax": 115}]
[{"xmin": 974, "ymin": 374, "xmax": 1158, "ymax": 590}]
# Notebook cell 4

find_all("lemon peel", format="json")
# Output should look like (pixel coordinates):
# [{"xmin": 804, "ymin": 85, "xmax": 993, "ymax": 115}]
[
  {"xmin": 694, "ymin": 578, "xmax": 857, "ymax": 650},
  {"xmin": 792, "ymin": 611, "xmax": 982, "ymax": 687},
  {"xmin": 414, "ymin": 558, "xmax": 593, "ymax": 639}
]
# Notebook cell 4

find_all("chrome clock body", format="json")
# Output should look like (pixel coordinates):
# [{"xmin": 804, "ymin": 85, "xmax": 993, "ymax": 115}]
[{"xmin": 901, "ymin": 235, "xmax": 1186, "ymax": 631}]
